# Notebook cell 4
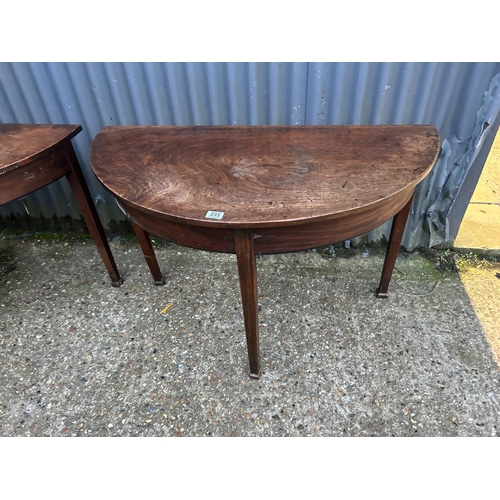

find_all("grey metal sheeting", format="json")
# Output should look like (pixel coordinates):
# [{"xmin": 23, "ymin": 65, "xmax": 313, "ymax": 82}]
[{"xmin": 1, "ymin": 62, "xmax": 500, "ymax": 249}]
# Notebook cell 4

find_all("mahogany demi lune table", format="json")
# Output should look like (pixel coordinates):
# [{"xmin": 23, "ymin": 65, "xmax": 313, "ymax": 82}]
[
  {"xmin": 89, "ymin": 125, "xmax": 440, "ymax": 379},
  {"xmin": 0, "ymin": 124, "xmax": 122, "ymax": 286}
]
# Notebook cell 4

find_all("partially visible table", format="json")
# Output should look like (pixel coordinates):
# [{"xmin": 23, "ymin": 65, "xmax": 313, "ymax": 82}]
[
  {"xmin": 90, "ymin": 125, "xmax": 440, "ymax": 378},
  {"xmin": 0, "ymin": 124, "xmax": 122, "ymax": 286}
]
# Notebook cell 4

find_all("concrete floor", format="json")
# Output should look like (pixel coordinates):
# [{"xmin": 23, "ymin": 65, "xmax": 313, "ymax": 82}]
[{"xmin": 1, "ymin": 235, "xmax": 499, "ymax": 436}]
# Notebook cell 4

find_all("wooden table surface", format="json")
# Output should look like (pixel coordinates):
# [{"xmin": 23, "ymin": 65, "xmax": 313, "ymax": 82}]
[
  {"xmin": 0, "ymin": 124, "xmax": 81, "ymax": 174},
  {"xmin": 89, "ymin": 124, "xmax": 441, "ymax": 378},
  {"xmin": 0, "ymin": 123, "xmax": 122, "ymax": 286},
  {"xmin": 90, "ymin": 125, "xmax": 440, "ymax": 228}
]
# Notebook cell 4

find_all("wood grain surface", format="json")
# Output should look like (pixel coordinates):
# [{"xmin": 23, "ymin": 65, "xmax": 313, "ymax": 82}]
[
  {"xmin": 90, "ymin": 125, "xmax": 440, "ymax": 228},
  {"xmin": 0, "ymin": 124, "xmax": 82, "ymax": 174}
]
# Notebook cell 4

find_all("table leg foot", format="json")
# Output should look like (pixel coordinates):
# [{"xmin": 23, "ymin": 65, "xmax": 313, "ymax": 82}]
[
  {"xmin": 234, "ymin": 229, "xmax": 261, "ymax": 379},
  {"xmin": 131, "ymin": 221, "xmax": 165, "ymax": 285},
  {"xmin": 64, "ymin": 144, "xmax": 123, "ymax": 286},
  {"xmin": 376, "ymin": 192, "xmax": 415, "ymax": 298}
]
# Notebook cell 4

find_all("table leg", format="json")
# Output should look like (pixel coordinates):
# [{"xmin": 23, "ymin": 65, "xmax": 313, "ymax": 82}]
[
  {"xmin": 63, "ymin": 143, "xmax": 123, "ymax": 287},
  {"xmin": 131, "ymin": 221, "xmax": 165, "ymax": 285},
  {"xmin": 234, "ymin": 229, "xmax": 261, "ymax": 379},
  {"xmin": 376, "ymin": 193, "xmax": 415, "ymax": 298}
]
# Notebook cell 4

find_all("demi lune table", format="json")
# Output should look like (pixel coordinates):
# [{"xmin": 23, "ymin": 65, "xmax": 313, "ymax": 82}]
[
  {"xmin": 0, "ymin": 124, "xmax": 122, "ymax": 286},
  {"xmin": 89, "ymin": 125, "xmax": 440, "ymax": 379}
]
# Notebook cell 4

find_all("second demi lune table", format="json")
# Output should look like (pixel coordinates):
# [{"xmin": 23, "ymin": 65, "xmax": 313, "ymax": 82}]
[
  {"xmin": 0, "ymin": 123, "xmax": 122, "ymax": 286},
  {"xmin": 89, "ymin": 125, "xmax": 440, "ymax": 379}
]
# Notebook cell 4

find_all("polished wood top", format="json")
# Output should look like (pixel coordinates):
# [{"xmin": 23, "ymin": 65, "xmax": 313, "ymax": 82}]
[
  {"xmin": 0, "ymin": 124, "xmax": 82, "ymax": 174},
  {"xmin": 90, "ymin": 125, "xmax": 440, "ymax": 228}
]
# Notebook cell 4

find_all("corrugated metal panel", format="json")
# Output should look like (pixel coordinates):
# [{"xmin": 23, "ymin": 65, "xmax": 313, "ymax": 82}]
[
  {"xmin": 1, "ymin": 62, "xmax": 500, "ymax": 249},
  {"xmin": 305, "ymin": 62, "xmax": 500, "ymax": 248}
]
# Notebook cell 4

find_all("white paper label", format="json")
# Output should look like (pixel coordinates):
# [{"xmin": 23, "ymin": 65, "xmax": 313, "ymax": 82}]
[{"xmin": 205, "ymin": 211, "xmax": 224, "ymax": 220}]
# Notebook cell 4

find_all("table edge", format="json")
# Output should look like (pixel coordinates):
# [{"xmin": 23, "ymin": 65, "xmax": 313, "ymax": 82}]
[
  {"xmin": 90, "ymin": 124, "xmax": 441, "ymax": 228},
  {"xmin": 0, "ymin": 124, "xmax": 82, "ymax": 174}
]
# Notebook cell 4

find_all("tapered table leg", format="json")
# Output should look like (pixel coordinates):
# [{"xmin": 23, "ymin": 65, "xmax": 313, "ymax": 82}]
[
  {"xmin": 376, "ymin": 193, "xmax": 415, "ymax": 298},
  {"xmin": 63, "ymin": 143, "xmax": 123, "ymax": 287},
  {"xmin": 234, "ymin": 229, "xmax": 261, "ymax": 379},
  {"xmin": 131, "ymin": 221, "xmax": 165, "ymax": 285}
]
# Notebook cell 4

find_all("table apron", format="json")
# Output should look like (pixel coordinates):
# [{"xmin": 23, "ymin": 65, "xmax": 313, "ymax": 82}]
[
  {"xmin": 118, "ymin": 185, "xmax": 415, "ymax": 255},
  {"xmin": 254, "ymin": 186, "xmax": 414, "ymax": 254},
  {"xmin": 0, "ymin": 145, "xmax": 72, "ymax": 205}
]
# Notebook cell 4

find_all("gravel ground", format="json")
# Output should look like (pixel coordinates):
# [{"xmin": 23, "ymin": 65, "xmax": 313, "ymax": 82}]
[{"xmin": 1, "ymin": 235, "xmax": 499, "ymax": 437}]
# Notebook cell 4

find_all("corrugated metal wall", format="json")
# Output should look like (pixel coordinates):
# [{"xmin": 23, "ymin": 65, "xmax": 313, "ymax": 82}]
[{"xmin": 1, "ymin": 62, "xmax": 500, "ymax": 249}]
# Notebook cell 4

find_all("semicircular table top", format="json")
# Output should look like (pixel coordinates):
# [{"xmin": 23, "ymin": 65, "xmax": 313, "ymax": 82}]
[
  {"xmin": 0, "ymin": 123, "xmax": 81, "ymax": 174},
  {"xmin": 90, "ymin": 125, "xmax": 440, "ymax": 228}
]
